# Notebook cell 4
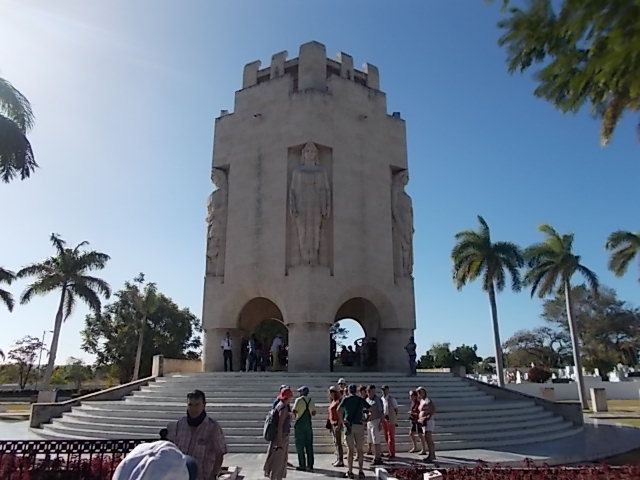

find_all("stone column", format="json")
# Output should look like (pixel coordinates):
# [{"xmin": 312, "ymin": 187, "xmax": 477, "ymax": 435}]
[
  {"xmin": 287, "ymin": 322, "xmax": 330, "ymax": 372},
  {"xmin": 378, "ymin": 328, "xmax": 414, "ymax": 373}
]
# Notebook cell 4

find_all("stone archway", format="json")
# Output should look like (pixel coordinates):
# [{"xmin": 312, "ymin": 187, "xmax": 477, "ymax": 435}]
[
  {"xmin": 333, "ymin": 298, "xmax": 381, "ymax": 371},
  {"xmin": 238, "ymin": 297, "xmax": 288, "ymax": 371}
]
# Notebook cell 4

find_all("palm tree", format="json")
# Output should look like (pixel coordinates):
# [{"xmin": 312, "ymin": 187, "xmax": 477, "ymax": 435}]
[
  {"xmin": 524, "ymin": 225, "xmax": 599, "ymax": 410},
  {"xmin": 128, "ymin": 273, "xmax": 159, "ymax": 381},
  {"xmin": 606, "ymin": 230, "xmax": 640, "ymax": 281},
  {"xmin": 17, "ymin": 234, "xmax": 111, "ymax": 390},
  {"xmin": 0, "ymin": 77, "xmax": 37, "ymax": 182},
  {"xmin": 452, "ymin": 215, "xmax": 524, "ymax": 387},
  {"xmin": 0, "ymin": 267, "xmax": 15, "ymax": 311}
]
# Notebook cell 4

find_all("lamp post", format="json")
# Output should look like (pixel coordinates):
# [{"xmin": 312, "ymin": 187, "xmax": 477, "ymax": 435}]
[{"xmin": 35, "ymin": 330, "xmax": 53, "ymax": 390}]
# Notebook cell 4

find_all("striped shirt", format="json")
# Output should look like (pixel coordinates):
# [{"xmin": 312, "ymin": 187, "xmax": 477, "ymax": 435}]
[{"xmin": 167, "ymin": 416, "xmax": 227, "ymax": 480}]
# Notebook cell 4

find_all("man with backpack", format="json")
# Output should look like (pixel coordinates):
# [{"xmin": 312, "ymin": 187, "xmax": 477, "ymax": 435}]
[{"xmin": 292, "ymin": 385, "xmax": 317, "ymax": 471}]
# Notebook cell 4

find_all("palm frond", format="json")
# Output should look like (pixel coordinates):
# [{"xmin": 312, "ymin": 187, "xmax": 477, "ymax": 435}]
[
  {"xmin": 64, "ymin": 291, "xmax": 75, "ymax": 320},
  {"xmin": 70, "ymin": 283, "xmax": 102, "ymax": 315},
  {"xmin": 606, "ymin": 230, "xmax": 640, "ymax": 250},
  {"xmin": 19, "ymin": 277, "xmax": 61, "ymax": 304},
  {"xmin": 49, "ymin": 234, "xmax": 66, "ymax": 255},
  {"xmin": 0, "ymin": 267, "xmax": 15, "ymax": 284},
  {"xmin": 73, "ymin": 241, "xmax": 90, "ymax": 254},
  {"xmin": 577, "ymin": 264, "xmax": 599, "ymax": 295},
  {"xmin": 76, "ymin": 275, "xmax": 111, "ymax": 299},
  {"xmin": 16, "ymin": 261, "xmax": 55, "ymax": 278},
  {"xmin": 76, "ymin": 251, "xmax": 110, "ymax": 271},
  {"xmin": 0, "ymin": 77, "xmax": 34, "ymax": 131},
  {"xmin": 605, "ymin": 230, "xmax": 640, "ymax": 278},
  {"xmin": 0, "ymin": 115, "xmax": 37, "ymax": 182},
  {"xmin": 0, "ymin": 288, "xmax": 14, "ymax": 311}
]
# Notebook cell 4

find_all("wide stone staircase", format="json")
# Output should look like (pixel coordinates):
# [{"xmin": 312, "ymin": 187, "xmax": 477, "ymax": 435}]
[{"xmin": 36, "ymin": 372, "xmax": 582, "ymax": 452}]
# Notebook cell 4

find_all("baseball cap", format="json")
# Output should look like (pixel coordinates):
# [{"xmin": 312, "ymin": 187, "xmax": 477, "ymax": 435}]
[
  {"xmin": 112, "ymin": 441, "xmax": 194, "ymax": 480},
  {"xmin": 348, "ymin": 384, "xmax": 357, "ymax": 394},
  {"xmin": 297, "ymin": 386, "xmax": 309, "ymax": 394},
  {"xmin": 338, "ymin": 378, "xmax": 346, "ymax": 384}
]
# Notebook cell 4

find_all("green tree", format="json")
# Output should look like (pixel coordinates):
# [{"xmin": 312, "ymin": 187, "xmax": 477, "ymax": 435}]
[
  {"xmin": 452, "ymin": 215, "xmax": 524, "ymax": 387},
  {"xmin": 7, "ymin": 336, "xmax": 45, "ymax": 390},
  {"xmin": 541, "ymin": 285, "xmax": 640, "ymax": 373},
  {"xmin": 418, "ymin": 351, "xmax": 435, "ymax": 369},
  {"xmin": 0, "ymin": 77, "xmax": 37, "ymax": 182},
  {"xmin": 0, "ymin": 267, "xmax": 15, "ymax": 311},
  {"xmin": 606, "ymin": 231, "xmax": 640, "ymax": 281},
  {"xmin": 17, "ymin": 234, "xmax": 111, "ymax": 390},
  {"xmin": 452, "ymin": 344, "xmax": 482, "ymax": 372},
  {"xmin": 497, "ymin": 0, "xmax": 640, "ymax": 146},
  {"xmin": 125, "ymin": 273, "xmax": 160, "ymax": 381},
  {"xmin": 524, "ymin": 225, "xmax": 599, "ymax": 409},
  {"xmin": 429, "ymin": 343, "xmax": 455, "ymax": 369},
  {"xmin": 64, "ymin": 357, "xmax": 93, "ymax": 391},
  {"xmin": 503, "ymin": 327, "xmax": 570, "ymax": 368},
  {"xmin": 82, "ymin": 285, "xmax": 201, "ymax": 383}
]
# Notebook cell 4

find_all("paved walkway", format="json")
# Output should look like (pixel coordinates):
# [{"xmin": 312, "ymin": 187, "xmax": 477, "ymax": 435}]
[{"xmin": 3, "ymin": 419, "xmax": 640, "ymax": 478}]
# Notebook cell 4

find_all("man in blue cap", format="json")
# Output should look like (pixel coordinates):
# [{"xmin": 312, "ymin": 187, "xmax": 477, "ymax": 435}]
[{"xmin": 293, "ymin": 385, "xmax": 316, "ymax": 471}]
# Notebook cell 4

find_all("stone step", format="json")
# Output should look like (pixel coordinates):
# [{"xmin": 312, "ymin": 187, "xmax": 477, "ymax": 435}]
[
  {"xmin": 66, "ymin": 407, "xmax": 555, "ymax": 428},
  {"xmin": 57, "ymin": 412, "xmax": 564, "ymax": 436},
  {"xmin": 143, "ymin": 384, "xmax": 480, "ymax": 394},
  {"xmin": 38, "ymin": 422, "xmax": 581, "ymax": 452},
  {"xmin": 128, "ymin": 392, "xmax": 490, "ymax": 403},
  {"xmin": 77, "ymin": 401, "xmax": 541, "ymax": 420}
]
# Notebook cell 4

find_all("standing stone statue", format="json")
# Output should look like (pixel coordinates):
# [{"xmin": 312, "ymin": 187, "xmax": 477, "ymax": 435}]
[
  {"xmin": 289, "ymin": 142, "xmax": 331, "ymax": 266},
  {"xmin": 392, "ymin": 170, "xmax": 413, "ymax": 277},
  {"xmin": 207, "ymin": 167, "xmax": 228, "ymax": 276}
]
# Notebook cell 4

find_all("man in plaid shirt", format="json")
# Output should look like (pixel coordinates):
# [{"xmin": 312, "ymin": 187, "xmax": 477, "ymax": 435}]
[{"xmin": 167, "ymin": 389, "xmax": 227, "ymax": 480}]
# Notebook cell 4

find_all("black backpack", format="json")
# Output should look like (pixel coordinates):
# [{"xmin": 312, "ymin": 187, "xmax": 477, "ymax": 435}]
[{"xmin": 263, "ymin": 406, "xmax": 280, "ymax": 442}]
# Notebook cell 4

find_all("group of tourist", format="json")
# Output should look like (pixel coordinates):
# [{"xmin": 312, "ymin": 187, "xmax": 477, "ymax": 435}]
[
  {"xmin": 220, "ymin": 331, "xmax": 288, "ymax": 372},
  {"xmin": 110, "ymin": 379, "xmax": 435, "ymax": 480},
  {"xmin": 264, "ymin": 378, "xmax": 436, "ymax": 480}
]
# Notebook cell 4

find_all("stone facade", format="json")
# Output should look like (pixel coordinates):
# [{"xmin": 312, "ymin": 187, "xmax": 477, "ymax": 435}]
[{"xmin": 202, "ymin": 41, "xmax": 416, "ymax": 372}]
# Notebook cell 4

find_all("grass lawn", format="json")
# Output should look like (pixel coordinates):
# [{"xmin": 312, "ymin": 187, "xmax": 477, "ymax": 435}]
[{"xmin": 607, "ymin": 400, "xmax": 640, "ymax": 413}]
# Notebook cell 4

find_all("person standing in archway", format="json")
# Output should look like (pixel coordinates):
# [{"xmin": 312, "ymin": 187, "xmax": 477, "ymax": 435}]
[
  {"xmin": 405, "ymin": 336, "xmax": 417, "ymax": 376},
  {"xmin": 220, "ymin": 332, "xmax": 233, "ymax": 372},
  {"xmin": 270, "ymin": 335, "xmax": 283, "ymax": 371}
]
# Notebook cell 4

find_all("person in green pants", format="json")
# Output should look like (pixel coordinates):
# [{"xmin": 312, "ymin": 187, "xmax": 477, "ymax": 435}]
[{"xmin": 293, "ymin": 385, "xmax": 316, "ymax": 471}]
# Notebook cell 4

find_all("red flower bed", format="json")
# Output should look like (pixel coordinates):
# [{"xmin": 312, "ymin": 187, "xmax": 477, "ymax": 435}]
[
  {"xmin": 0, "ymin": 453, "xmax": 124, "ymax": 479},
  {"xmin": 391, "ymin": 464, "xmax": 640, "ymax": 480}
]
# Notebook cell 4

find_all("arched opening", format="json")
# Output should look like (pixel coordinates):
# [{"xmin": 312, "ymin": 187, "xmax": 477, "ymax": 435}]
[
  {"xmin": 331, "ymin": 297, "xmax": 381, "ymax": 371},
  {"xmin": 238, "ymin": 297, "xmax": 288, "ymax": 371}
]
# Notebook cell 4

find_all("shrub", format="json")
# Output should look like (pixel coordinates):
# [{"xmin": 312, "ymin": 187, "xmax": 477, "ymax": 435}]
[{"xmin": 527, "ymin": 366, "xmax": 552, "ymax": 383}]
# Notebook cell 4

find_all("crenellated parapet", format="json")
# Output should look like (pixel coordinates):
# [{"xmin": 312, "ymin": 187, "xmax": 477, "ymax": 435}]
[{"xmin": 241, "ymin": 41, "xmax": 381, "ymax": 92}]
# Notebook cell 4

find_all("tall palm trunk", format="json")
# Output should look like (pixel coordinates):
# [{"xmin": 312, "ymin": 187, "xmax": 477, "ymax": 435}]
[
  {"xmin": 488, "ymin": 283, "xmax": 505, "ymax": 388},
  {"xmin": 42, "ymin": 287, "xmax": 66, "ymax": 390},
  {"xmin": 132, "ymin": 315, "xmax": 145, "ymax": 381},
  {"xmin": 564, "ymin": 280, "xmax": 588, "ymax": 410}
]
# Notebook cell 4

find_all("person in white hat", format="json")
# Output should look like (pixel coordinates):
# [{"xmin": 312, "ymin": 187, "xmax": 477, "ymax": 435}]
[{"xmin": 112, "ymin": 441, "xmax": 197, "ymax": 480}]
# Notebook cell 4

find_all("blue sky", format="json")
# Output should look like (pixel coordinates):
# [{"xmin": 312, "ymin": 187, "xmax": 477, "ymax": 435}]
[{"xmin": 0, "ymin": 0, "xmax": 638, "ymax": 364}]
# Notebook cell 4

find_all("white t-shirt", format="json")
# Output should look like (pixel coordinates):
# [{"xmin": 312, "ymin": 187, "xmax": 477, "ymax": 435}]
[
  {"xmin": 382, "ymin": 394, "xmax": 399, "ymax": 423},
  {"xmin": 270, "ymin": 336, "xmax": 283, "ymax": 353},
  {"xmin": 220, "ymin": 338, "xmax": 232, "ymax": 350}
]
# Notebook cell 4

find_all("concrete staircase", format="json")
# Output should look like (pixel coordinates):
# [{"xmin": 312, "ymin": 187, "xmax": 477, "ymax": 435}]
[{"xmin": 36, "ymin": 372, "xmax": 581, "ymax": 452}]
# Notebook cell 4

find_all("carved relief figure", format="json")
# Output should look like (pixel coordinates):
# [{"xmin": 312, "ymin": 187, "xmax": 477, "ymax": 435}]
[
  {"xmin": 392, "ymin": 170, "xmax": 414, "ymax": 277},
  {"xmin": 207, "ymin": 167, "xmax": 228, "ymax": 276},
  {"xmin": 289, "ymin": 142, "xmax": 331, "ymax": 266}
]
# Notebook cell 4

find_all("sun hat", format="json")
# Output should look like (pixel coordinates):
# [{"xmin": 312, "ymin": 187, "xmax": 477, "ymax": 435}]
[{"xmin": 112, "ymin": 441, "xmax": 194, "ymax": 480}]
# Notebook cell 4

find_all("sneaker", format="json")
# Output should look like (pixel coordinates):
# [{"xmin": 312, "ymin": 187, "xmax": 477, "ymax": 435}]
[
  {"xmin": 296, "ymin": 466, "xmax": 306, "ymax": 471},
  {"xmin": 345, "ymin": 472, "xmax": 354, "ymax": 479},
  {"xmin": 408, "ymin": 447, "xmax": 417, "ymax": 453},
  {"xmin": 371, "ymin": 459, "xmax": 383, "ymax": 466},
  {"xmin": 425, "ymin": 455, "xmax": 437, "ymax": 463},
  {"xmin": 333, "ymin": 461, "xmax": 345, "ymax": 467},
  {"xmin": 358, "ymin": 471, "xmax": 366, "ymax": 479},
  {"xmin": 419, "ymin": 450, "xmax": 428, "ymax": 455}
]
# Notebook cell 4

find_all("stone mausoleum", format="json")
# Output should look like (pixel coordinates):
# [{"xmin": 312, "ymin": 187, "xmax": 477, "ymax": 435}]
[{"xmin": 202, "ymin": 41, "xmax": 416, "ymax": 372}]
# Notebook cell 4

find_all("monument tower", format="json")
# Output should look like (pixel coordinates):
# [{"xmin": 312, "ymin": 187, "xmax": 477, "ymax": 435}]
[{"xmin": 203, "ymin": 41, "xmax": 416, "ymax": 372}]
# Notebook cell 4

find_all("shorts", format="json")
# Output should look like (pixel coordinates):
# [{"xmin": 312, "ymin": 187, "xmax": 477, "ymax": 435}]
[
  {"xmin": 410, "ymin": 421, "xmax": 423, "ymax": 434},
  {"xmin": 367, "ymin": 418, "xmax": 384, "ymax": 445},
  {"xmin": 345, "ymin": 423, "xmax": 365, "ymax": 454},
  {"xmin": 422, "ymin": 419, "xmax": 435, "ymax": 433}
]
